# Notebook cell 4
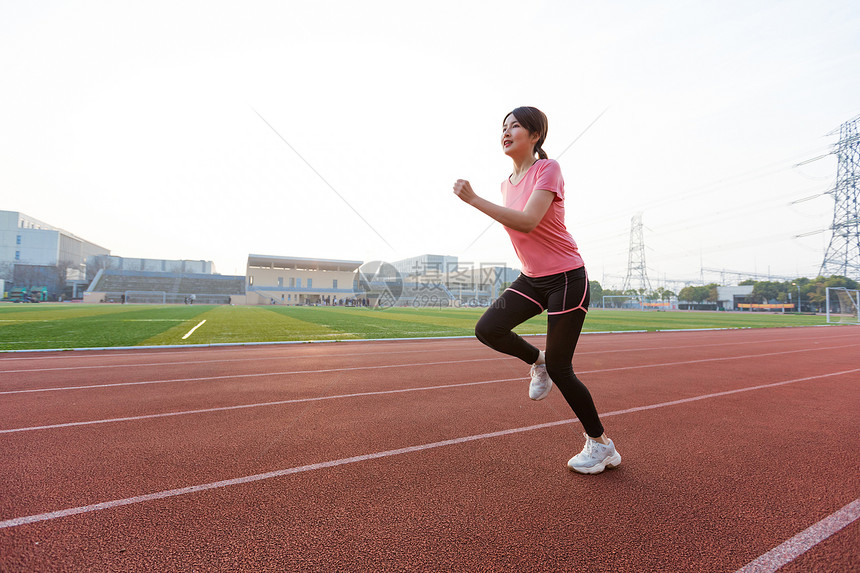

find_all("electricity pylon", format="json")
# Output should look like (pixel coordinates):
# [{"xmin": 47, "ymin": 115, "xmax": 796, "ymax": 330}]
[
  {"xmin": 820, "ymin": 114, "xmax": 860, "ymax": 279},
  {"xmin": 622, "ymin": 213, "xmax": 652, "ymax": 293}
]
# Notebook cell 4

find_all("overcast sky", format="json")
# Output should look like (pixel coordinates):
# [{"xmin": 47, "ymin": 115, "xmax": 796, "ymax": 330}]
[{"xmin": 3, "ymin": 1, "xmax": 858, "ymax": 288}]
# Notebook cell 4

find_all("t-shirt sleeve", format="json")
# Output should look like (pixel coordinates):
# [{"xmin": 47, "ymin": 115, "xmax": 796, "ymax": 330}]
[{"xmin": 534, "ymin": 160, "xmax": 564, "ymax": 201}]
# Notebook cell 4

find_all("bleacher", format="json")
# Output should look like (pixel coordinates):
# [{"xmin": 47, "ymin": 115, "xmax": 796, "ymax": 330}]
[{"xmin": 87, "ymin": 270, "xmax": 245, "ymax": 304}]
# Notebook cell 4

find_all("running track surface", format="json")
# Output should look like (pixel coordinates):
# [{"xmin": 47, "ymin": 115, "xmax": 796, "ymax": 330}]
[{"xmin": 1, "ymin": 326, "xmax": 858, "ymax": 572}]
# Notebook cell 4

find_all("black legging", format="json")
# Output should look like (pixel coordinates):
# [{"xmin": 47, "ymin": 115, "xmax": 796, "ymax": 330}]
[{"xmin": 474, "ymin": 267, "xmax": 604, "ymax": 438}]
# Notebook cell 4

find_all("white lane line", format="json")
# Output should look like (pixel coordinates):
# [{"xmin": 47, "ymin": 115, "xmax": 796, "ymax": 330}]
[
  {"xmin": 0, "ymin": 377, "xmax": 523, "ymax": 433},
  {"xmin": 735, "ymin": 498, "xmax": 860, "ymax": 573},
  {"xmin": 0, "ymin": 341, "xmax": 474, "ymax": 362},
  {"xmin": 0, "ymin": 346, "xmax": 484, "ymax": 374},
  {"xmin": 4, "ymin": 367, "xmax": 858, "ymax": 435},
  {"xmin": 0, "ymin": 334, "xmax": 842, "ymax": 374},
  {"xmin": 1, "ymin": 367, "xmax": 856, "ymax": 529},
  {"xmin": 1, "ymin": 326, "xmax": 856, "ymax": 362},
  {"xmin": 579, "ymin": 343, "xmax": 860, "ymax": 376},
  {"xmin": 3, "ymin": 342, "xmax": 859, "ymax": 395},
  {"xmin": 0, "ymin": 357, "xmax": 510, "ymax": 395},
  {"xmin": 122, "ymin": 319, "xmax": 187, "ymax": 322},
  {"xmin": 181, "ymin": 320, "xmax": 206, "ymax": 340}
]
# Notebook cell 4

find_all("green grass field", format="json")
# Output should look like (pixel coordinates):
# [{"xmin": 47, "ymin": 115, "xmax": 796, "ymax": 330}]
[{"xmin": 0, "ymin": 303, "xmax": 831, "ymax": 351}]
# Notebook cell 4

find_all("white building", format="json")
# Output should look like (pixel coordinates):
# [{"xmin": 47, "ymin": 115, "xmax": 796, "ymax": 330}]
[
  {"xmin": 716, "ymin": 285, "xmax": 754, "ymax": 310},
  {"xmin": 0, "ymin": 210, "xmax": 109, "ymax": 299},
  {"xmin": 245, "ymin": 254, "xmax": 362, "ymax": 305},
  {"xmin": 392, "ymin": 254, "xmax": 459, "ymax": 278}
]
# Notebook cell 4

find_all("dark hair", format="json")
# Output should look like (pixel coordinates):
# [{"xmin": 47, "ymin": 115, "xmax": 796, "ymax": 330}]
[{"xmin": 504, "ymin": 106, "xmax": 548, "ymax": 159}]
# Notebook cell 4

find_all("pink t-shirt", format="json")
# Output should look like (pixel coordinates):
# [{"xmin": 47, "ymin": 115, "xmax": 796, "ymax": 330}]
[{"xmin": 501, "ymin": 159, "xmax": 584, "ymax": 277}]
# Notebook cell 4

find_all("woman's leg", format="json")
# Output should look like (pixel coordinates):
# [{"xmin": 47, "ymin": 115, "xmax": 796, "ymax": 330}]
[
  {"xmin": 475, "ymin": 288, "xmax": 543, "ymax": 364},
  {"xmin": 545, "ymin": 308, "xmax": 604, "ymax": 438},
  {"xmin": 542, "ymin": 270, "xmax": 605, "ymax": 438}
]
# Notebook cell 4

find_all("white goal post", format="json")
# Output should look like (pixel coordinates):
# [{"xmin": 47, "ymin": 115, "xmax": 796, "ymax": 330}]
[
  {"xmin": 124, "ymin": 291, "xmax": 167, "ymax": 304},
  {"xmin": 826, "ymin": 287, "xmax": 860, "ymax": 325}
]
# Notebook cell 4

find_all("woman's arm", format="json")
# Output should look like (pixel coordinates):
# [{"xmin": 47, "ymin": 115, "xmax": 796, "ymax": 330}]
[{"xmin": 453, "ymin": 179, "xmax": 555, "ymax": 233}]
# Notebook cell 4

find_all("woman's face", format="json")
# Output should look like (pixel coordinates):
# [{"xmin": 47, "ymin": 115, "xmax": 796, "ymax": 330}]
[{"xmin": 501, "ymin": 113, "xmax": 539, "ymax": 158}]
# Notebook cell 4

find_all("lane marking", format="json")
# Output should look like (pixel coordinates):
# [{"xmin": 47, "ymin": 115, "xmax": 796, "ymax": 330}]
[
  {"xmin": 181, "ymin": 320, "xmax": 206, "ymax": 340},
  {"xmin": 4, "ymin": 367, "xmax": 858, "ymax": 434},
  {"xmin": 735, "ymin": 498, "xmax": 860, "ymax": 573},
  {"xmin": 578, "ymin": 342, "xmax": 860, "ymax": 375},
  {"xmin": 0, "ymin": 333, "xmax": 846, "ymax": 374},
  {"xmin": 122, "ymin": 319, "xmax": 187, "ymax": 322},
  {"xmin": 0, "ymin": 377, "xmax": 523, "ymax": 433},
  {"xmin": 0, "ymin": 357, "xmax": 511, "ymax": 395},
  {"xmin": 1, "ymin": 367, "xmax": 856, "ymax": 529},
  {"xmin": 1, "ymin": 324, "xmax": 856, "ymax": 358},
  {"xmin": 3, "ymin": 343, "xmax": 859, "ymax": 395},
  {"xmin": 0, "ymin": 346, "xmax": 489, "ymax": 374},
  {"xmin": 0, "ymin": 339, "xmax": 494, "ymax": 366}
]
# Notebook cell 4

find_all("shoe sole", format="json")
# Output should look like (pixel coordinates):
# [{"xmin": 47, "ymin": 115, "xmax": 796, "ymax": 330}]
[
  {"xmin": 568, "ymin": 452, "xmax": 622, "ymax": 475},
  {"xmin": 529, "ymin": 382, "xmax": 552, "ymax": 401}
]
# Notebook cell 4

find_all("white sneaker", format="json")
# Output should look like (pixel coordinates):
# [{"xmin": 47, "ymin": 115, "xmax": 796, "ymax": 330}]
[
  {"xmin": 528, "ymin": 363, "xmax": 553, "ymax": 400},
  {"xmin": 567, "ymin": 434, "xmax": 621, "ymax": 474}
]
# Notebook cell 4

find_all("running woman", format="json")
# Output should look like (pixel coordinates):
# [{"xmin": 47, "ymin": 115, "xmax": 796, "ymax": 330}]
[{"xmin": 453, "ymin": 106, "xmax": 620, "ymax": 474}]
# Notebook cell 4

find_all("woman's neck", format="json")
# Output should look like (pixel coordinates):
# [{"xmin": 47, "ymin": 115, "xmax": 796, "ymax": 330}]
[{"xmin": 511, "ymin": 154, "xmax": 538, "ymax": 179}]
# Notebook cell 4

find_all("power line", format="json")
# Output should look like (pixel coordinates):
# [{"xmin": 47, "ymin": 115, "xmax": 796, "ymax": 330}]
[
  {"xmin": 251, "ymin": 107, "xmax": 394, "ymax": 250},
  {"xmin": 576, "ymin": 143, "xmax": 835, "ymax": 233}
]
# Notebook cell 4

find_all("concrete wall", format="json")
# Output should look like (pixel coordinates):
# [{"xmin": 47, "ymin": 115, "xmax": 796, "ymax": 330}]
[
  {"xmin": 17, "ymin": 229, "xmax": 60, "ymax": 266},
  {"xmin": 83, "ymin": 291, "xmax": 248, "ymax": 304},
  {"xmin": 1, "ymin": 221, "xmax": 60, "ymax": 269}
]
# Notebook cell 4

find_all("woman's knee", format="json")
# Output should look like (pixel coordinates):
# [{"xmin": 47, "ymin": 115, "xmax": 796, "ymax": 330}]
[
  {"xmin": 474, "ymin": 317, "xmax": 500, "ymax": 344},
  {"xmin": 545, "ymin": 358, "xmax": 574, "ymax": 383}
]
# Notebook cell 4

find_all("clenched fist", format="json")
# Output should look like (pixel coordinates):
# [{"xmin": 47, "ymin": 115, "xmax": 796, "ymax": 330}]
[{"xmin": 453, "ymin": 179, "xmax": 478, "ymax": 205}]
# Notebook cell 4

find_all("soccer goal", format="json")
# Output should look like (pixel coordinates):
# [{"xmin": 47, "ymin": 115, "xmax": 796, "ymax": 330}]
[
  {"xmin": 124, "ymin": 291, "xmax": 167, "ymax": 304},
  {"xmin": 826, "ymin": 287, "xmax": 860, "ymax": 325}
]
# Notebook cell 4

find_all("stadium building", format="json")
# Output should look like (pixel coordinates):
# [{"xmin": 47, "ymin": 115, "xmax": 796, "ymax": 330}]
[
  {"xmin": 83, "ymin": 255, "xmax": 245, "ymax": 305},
  {"xmin": 1, "ymin": 209, "xmax": 519, "ymax": 306},
  {"xmin": 392, "ymin": 254, "xmax": 459, "ymax": 278},
  {"xmin": 392, "ymin": 255, "xmax": 519, "ymax": 307},
  {"xmin": 244, "ymin": 255, "xmax": 520, "ymax": 307},
  {"xmin": 0, "ymin": 210, "xmax": 109, "ymax": 300},
  {"xmin": 245, "ymin": 254, "xmax": 363, "ymax": 305},
  {"xmin": 443, "ymin": 264, "xmax": 519, "ymax": 304}
]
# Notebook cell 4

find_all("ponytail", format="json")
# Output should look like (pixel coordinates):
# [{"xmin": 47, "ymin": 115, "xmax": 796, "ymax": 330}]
[{"xmin": 535, "ymin": 144, "xmax": 548, "ymax": 160}]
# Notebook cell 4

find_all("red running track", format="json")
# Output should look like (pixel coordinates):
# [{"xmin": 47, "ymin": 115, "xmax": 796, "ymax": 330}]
[{"xmin": 0, "ymin": 326, "xmax": 858, "ymax": 572}]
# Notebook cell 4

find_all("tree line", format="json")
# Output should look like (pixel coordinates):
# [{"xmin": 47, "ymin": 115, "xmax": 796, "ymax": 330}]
[
  {"xmin": 737, "ymin": 275, "xmax": 857, "ymax": 312},
  {"xmin": 588, "ymin": 275, "xmax": 858, "ymax": 312}
]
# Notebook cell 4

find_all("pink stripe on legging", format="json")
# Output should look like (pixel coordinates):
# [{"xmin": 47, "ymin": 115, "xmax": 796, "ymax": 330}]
[
  {"xmin": 547, "ymin": 269, "xmax": 589, "ymax": 315},
  {"xmin": 507, "ymin": 288, "xmax": 544, "ymax": 312}
]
